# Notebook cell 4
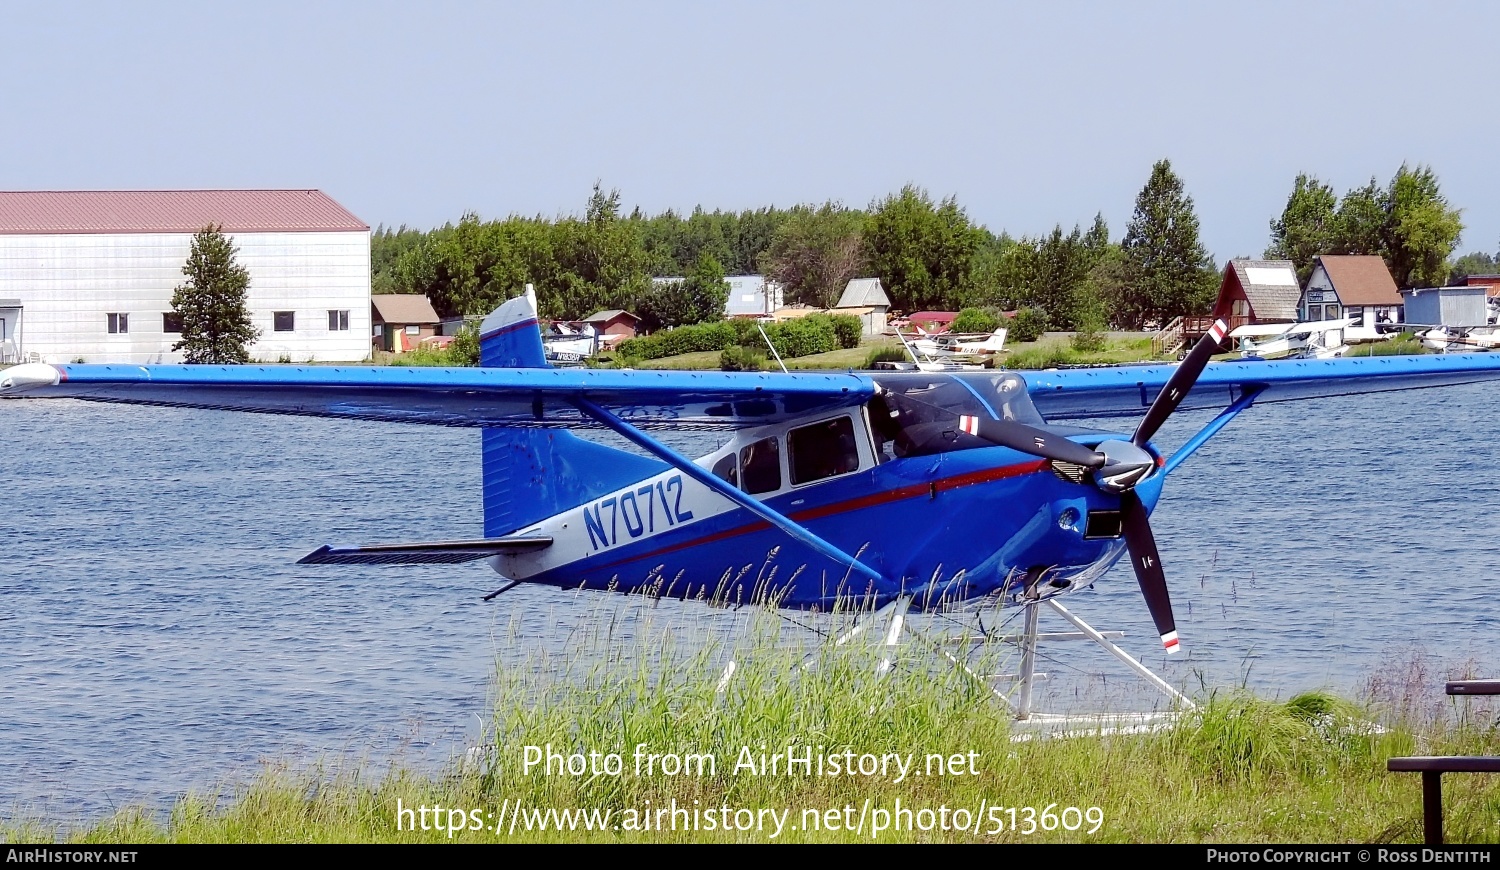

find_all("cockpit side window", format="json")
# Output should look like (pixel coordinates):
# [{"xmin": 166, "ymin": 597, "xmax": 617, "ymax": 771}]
[
  {"xmin": 738, "ymin": 436, "xmax": 781, "ymax": 495},
  {"xmin": 788, "ymin": 416, "xmax": 860, "ymax": 485},
  {"xmin": 869, "ymin": 372, "xmax": 1045, "ymax": 457},
  {"xmin": 711, "ymin": 453, "xmax": 738, "ymax": 488}
]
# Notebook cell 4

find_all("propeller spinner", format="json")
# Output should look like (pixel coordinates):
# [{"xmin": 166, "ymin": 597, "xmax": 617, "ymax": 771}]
[{"xmin": 935, "ymin": 318, "xmax": 1227, "ymax": 654}]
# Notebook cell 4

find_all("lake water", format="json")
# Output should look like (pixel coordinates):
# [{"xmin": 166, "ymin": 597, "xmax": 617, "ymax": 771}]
[{"xmin": 2, "ymin": 380, "xmax": 1498, "ymax": 821}]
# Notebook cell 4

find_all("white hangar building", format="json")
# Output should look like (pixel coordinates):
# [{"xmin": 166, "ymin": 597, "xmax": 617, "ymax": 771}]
[{"xmin": 0, "ymin": 190, "xmax": 371, "ymax": 364}]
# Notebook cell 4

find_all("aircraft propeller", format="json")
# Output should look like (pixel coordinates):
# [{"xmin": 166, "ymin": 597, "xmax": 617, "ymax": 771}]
[{"xmin": 889, "ymin": 318, "xmax": 1228, "ymax": 654}]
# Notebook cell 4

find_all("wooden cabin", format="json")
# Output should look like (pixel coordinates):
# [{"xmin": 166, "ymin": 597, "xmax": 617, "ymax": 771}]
[
  {"xmin": 1156, "ymin": 259, "xmax": 1302, "ymax": 356},
  {"xmin": 371, "ymin": 294, "xmax": 441, "ymax": 353}
]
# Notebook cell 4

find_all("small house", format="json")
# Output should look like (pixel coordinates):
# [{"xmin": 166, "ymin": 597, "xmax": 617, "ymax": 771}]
[
  {"xmin": 906, "ymin": 311, "xmax": 958, "ymax": 334},
  {"xmin": 371, "ymin": 294, "xmax": 441, "ymax": 353},
  {"xmin": 1300, "ymin": 255, "xmax": 1403, "ymax": 327},
  {"xmin": 1212, "ymin": 259, "xmax": 1300, "ymax": 330},
  {"xmin": 834, "ymin": 278, "xmax": 891, "ymax": 335},
  {"xmin": 581, "ymin": 309, "xmax": 641, "ymax": 345}
]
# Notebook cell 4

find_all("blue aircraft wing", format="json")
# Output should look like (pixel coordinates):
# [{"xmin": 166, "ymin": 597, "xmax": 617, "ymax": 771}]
[
  {"xmin": 8, "ymin": 353, "xmax": 1500, "ymax": 428},
  {"xmin": 1023, "ymin": 353, "xmax": 1500, "ymax": 421},
  {"xmin": 0, "ymin": 362, "xmax": 875, "ymax": 430}
]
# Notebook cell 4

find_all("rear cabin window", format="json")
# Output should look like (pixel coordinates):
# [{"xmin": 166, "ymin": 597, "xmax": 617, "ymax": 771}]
[
  {"xmin": 788, "ymin": 417, "xmax": 860, "ymax": 485},
  {"xmin": 738, "ymin": 436, "xmax": 781, "ymax": 495}
]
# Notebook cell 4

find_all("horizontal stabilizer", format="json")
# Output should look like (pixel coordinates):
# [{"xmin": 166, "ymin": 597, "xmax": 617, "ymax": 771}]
[{"xmin": 298, "ymin": 536, "xmax": 552, "ymax": 565}]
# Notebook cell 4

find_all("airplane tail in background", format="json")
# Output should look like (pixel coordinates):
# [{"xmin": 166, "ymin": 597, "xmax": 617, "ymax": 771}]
[
  {"xmin": 477, "ymin": 288, "xmax": 665, "ymax": 537},
  {"xmin": 479, "ymin": 285, "xmax": 549, "ymax": 368}
]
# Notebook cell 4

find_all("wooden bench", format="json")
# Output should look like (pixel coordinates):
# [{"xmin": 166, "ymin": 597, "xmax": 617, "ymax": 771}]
[{"xmin": 1387, "ymin": 680, "xmax": 1500, "ymax": 844}]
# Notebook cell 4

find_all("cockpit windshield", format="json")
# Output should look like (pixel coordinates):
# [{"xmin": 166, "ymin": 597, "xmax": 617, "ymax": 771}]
[{"xmin": 868, "ymin": 372, "xmax": 1045, "ymax": 460}]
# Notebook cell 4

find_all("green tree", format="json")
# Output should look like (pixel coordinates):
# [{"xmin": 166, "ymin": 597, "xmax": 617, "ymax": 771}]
[
  {"xmin": 759, "ymin": 202, "xmax": 866, "ymax": 308},
  {"xmin": 1083, "ymin": 212, "xmax": 1110, "ymax": 252},
  {"xmin": 1331, "ymin": 177, "xmax": 1387, "ymax": 257},
  {"xmin": 1382, "ymin": 163, "xmax": 1464, "ymax": 289},
  {"xmin": 998, "ymin": 219, "xmax": 1117, "ymax": 330},
  {"xmin": 1264, "ymin": 165, "xmax": 1463, "ymax": 290},
  {"xmin": 637, "ymin": 251, "xmax": 730, "ymax": 331},
  {"xmin": 966, "ymin": 229, "xmax": 1020, "ymax": 309},
  {"xmin": 545, "ymin": 182, "xmax": 652, "ymax": 321},
  {"xmin": 950, "ymin": 307, "xmax": 999, "ymax": 334},
  {"xmin": 370, "ymin": 224, "xmax": 428, "ymax": 295},
  {"xmin": 1266, "ymin": 173, "xmax": 1338, "ymax": 282},
  {"xmin": 170, "ymin": 225, "xmax": 260, "ymax": 364},
  {"xmin": 1451, "ymin": 246, "xmax": 1499, "ymax": 281},
  {"xmin": 863, "ymin": 185, "xmax": 981, "ymax": 312},
  {"xmin": 1030, "ymin": 225, "xmax": 1099, "ymax": 329},
  {"xmin": 1119, "ymin": 159, "xmax": 1217, "ymax": 328},
  {"xmin": 1070, "ymin": 291, "xmax": 1108, "ymax": 352}
]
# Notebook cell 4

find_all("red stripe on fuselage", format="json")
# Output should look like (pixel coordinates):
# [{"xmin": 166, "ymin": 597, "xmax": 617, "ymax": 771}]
[{"xmin": 585, "ymin": 457, "xmax": 1051, "ymax": 573}]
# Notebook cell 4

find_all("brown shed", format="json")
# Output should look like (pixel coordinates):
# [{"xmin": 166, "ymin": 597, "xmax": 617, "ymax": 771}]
[
  {"xmin": 371, "ymin": 294, "xmax": 441, "ymax": 352},
  {"xmin": 1212, "ymin": 259, "xmax": 1301, "ymax": 329},
  {"xmin": 1460, "ymin": 274, "xmax": 1500, "ymax": 298},
  {"xmin": 581, "ymin": 309, "xmax": 641, "ymax": 342}
]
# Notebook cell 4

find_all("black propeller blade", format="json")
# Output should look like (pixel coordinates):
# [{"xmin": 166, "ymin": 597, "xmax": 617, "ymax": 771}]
[
  {"xmin": 1132, "ymin": 318, "xmax": 1228, "ymax": 447},
  {"xmin": 1120, "ymin": 490, "xmax": 1179, "ymax": 654},
  {"xmin": 956, "ymin": 415, "xmax": 1105, "ymax": 469}
]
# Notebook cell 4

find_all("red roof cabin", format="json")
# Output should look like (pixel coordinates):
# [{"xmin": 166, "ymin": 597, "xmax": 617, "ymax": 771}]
[
  {"xmin": 906, "ymin": 311, "xmax": 958, "ymax": 334},
  {"xmin": 581, "ymin": 309, "xmax": 641, "ymax": 346}
]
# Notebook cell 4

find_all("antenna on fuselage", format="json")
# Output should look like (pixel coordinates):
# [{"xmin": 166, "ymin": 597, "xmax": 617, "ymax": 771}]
[{"xmin": 756, "ymin": 318, "xmax": 788, "ymax": 373}]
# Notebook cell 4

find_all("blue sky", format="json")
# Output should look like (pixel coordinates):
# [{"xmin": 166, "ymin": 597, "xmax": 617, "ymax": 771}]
[{"xmin": 5, "ymin": 1, "xmax": 1495, "ymax": 262}]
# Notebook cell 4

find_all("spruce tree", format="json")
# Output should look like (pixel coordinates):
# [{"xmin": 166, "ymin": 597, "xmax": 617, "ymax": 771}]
[
  {"xmin": 171, "ymin": 225, "xmax": 260, "ymax": 364},
  {"xmin": 1120, "ymin": 159, "xmax": 1216, "ymax": 328}
]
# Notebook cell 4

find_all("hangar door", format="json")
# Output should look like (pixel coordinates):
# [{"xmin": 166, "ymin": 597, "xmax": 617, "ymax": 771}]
[{"xmin": 0, "ymin": 300, "xmax": 20, "ymax": 363}]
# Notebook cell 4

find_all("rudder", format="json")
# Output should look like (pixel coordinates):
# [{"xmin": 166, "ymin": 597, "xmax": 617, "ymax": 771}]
[
  {"xmin": 476, "ymin": 287, "xmax": 666, "ymax": 536},
  {"xmin": 479, "ymin": 285, "xmax": 549, "ymax": 368}
]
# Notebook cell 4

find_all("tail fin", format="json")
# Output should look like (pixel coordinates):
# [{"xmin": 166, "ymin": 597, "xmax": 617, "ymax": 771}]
[
  {"xmin": 476, "ymin": 287, "xmax": 665, "ymax": 536},
  {"xmin": 479, "ymin": 285, "xmax": 548, "ymax": 368}
]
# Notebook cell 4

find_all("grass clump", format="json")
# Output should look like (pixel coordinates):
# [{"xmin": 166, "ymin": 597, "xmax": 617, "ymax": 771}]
[
  {"xmin": 863, "ymin": 345, "xmax": 911, "ymax": 368},
  {"xmin": 13, "ymin": 614, "xmax": 1500, "ymax": 843},
  {"xmin": 1346, "ymin": 334, "xmax": 1427, "ymax": 357},
  {"xmin": 1005, "ymin": 337, "xmax": 1160, "ymax": 369}
]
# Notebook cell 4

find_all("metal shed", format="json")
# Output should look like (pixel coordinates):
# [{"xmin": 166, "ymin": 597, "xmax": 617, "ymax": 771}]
[{"xmin": 1399, "ymin": 286, "xmax": 1490, "ymax": 328}]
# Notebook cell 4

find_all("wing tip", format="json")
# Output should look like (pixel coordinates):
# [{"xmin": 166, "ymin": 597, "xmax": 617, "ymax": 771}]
[{"xmin": 0, "ymin": 363, "xmax": 62, "ymax": 394}]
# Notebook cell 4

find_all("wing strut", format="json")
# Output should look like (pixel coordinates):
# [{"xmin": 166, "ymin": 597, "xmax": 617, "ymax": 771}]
[
  {"xmin": 1162, "ymin": 385, "xmax": 1264, "ymax": 477},
  {"xmin": 572, "ymin": 398, "xmax": 889, "ymax": 590}
]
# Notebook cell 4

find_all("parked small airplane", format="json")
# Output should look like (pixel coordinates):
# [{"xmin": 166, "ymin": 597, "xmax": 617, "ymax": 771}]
[
  {"xmin": 1229, "ymin": 318, "xmax": 1361, "ymax": 360},
  {"xmin": 1415, "ymin": 325, "xmax": 1500, "ymax": 353},
  {"xmin": 6, "ymin": 290, "xmax": 1500, "ymax": 658},
  {"xmin": 889, "ymin": 326, "xmax": 986, "ymax": 372},
  {"xmin": 910, "ymin": 326, "xmax": 1009, "ymax": 360}
]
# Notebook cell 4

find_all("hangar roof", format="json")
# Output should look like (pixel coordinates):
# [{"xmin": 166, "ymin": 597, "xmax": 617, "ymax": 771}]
[{"xmin": 0, "ymin": 190, "xmax": 368, "ymax": 235}]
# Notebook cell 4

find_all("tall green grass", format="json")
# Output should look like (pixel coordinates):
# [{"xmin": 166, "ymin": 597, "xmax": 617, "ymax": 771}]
[
  {"xmin": 1346, "ymin": 334, "xmax": 1427, "ymax": 357},
  {"xmin": 10, "ymin": 604, "xmax": 1499, "ymax": 843}
]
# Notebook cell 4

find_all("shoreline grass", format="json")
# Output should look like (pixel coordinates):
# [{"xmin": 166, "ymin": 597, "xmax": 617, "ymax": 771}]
[{"xmin": 7, "ymin": 608, "xmax": 1496, "ymax": 844}]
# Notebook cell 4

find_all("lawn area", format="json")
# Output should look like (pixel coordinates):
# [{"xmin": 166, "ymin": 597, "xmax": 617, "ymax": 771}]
[
  {"xmin": 632, "ymin": 339, "xmax": 906, "ymax": 372},
  {"xmin": 629, "ymin": 335, "xmax": 1170, "ymax": 372}
]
